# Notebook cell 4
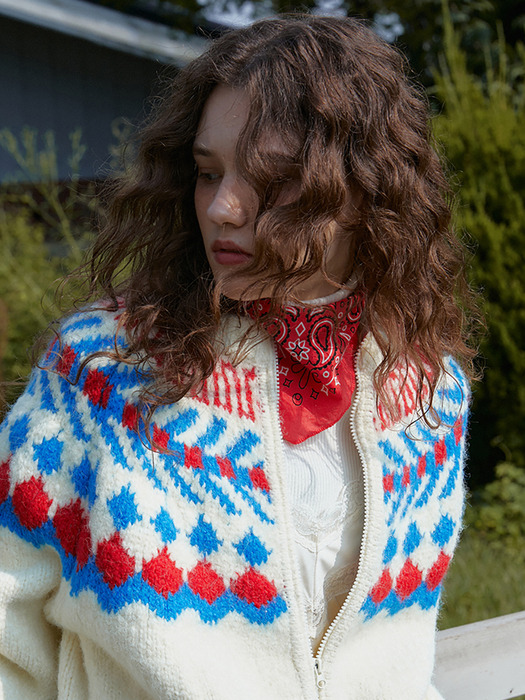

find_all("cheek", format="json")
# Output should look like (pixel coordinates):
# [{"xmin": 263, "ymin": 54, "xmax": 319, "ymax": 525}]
[{"xmin": 194, "ymin": 183, "xmax": 211, "ymax": 225}]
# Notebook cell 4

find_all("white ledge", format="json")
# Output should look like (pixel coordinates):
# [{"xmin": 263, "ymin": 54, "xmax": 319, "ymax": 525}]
[{"xmin": 435, "ymin": 610, "xmax": 525, "ymax": 699}]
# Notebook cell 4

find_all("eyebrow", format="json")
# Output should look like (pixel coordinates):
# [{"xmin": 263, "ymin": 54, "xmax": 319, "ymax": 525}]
[
  {"xmin": 192, "ymin": 143, "xmax": 213, "ymax": 157},
  {"xmin": 192, "ymin": 142, "xmax": 298, "ymax": 162}
]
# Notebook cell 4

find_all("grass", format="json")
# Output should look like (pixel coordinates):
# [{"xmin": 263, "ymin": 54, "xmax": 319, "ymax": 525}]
[{"xmin": 439, "ymin": 525, "xmax": 525, "ymax": 630}]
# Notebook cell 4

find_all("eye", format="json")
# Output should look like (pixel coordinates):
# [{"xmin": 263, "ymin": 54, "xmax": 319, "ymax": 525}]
[{"xmin": 196, "ymin": 170, "xmax": 221, "ymax": 183}]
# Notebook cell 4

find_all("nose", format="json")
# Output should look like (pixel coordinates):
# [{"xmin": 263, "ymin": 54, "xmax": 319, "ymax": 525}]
[{"xmin": 207, "ymin": 176, "xmax": 255, "ymax": 228}]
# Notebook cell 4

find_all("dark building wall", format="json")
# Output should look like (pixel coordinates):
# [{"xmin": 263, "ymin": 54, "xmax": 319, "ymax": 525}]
[{"xmin": 0, "ymin": 14, "xmax": 172, "ymax": 181}]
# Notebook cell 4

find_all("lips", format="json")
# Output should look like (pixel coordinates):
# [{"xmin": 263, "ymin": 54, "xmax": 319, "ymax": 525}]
[{"xmin": 211, "ymin": 239, "xmax": 253, "ymax": 266}]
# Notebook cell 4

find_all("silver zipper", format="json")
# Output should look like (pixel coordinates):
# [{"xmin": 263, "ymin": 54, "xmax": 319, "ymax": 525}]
[
  {"xmin": 273, "ymin": 343, "xmax": 326, "ymax": 697},
  {"xmin": 313, "ymin": 343, "xmax": 371, "ymax": 664},
  {"xmin": 314, "ymin": 659, "xmax": 327, "ymax": 690},
  {"xmin": 273, "ymin": 341, "xmax": 371, "ymax": 698},
  {"xmin": 272, "ymin": 347, "xmax": 320, "ymax": 698}
]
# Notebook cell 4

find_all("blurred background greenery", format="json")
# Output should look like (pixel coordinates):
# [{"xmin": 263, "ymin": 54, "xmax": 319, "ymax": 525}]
[{"xmin": 1, "ymin": 1, "xmax": 524, "ymax": 631}]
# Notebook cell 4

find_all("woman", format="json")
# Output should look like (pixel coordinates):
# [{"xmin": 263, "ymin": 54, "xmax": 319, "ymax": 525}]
[{"xmin": 0, "ymin": 15, "xmax": 475, "ymax": 699}]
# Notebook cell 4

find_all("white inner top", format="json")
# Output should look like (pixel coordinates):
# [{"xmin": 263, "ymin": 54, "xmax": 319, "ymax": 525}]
[
  {"xmin": 283, "ymin": 410, "xmax": 363, "ymax": 651},
  {"xmin": 281, "ymin": 285, "xmax": 365, "ymax": 651}
]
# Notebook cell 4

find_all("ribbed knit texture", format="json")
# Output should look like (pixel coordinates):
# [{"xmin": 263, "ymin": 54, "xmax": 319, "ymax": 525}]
[{"xmin": 283, "ymin": 407, "xmax": 363, "ymax": 649}]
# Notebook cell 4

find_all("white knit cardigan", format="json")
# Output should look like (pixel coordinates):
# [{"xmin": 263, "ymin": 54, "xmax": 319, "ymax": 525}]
[{"xmin": 0, "ymin": 306, "xmax": 469, "ymax": 699}]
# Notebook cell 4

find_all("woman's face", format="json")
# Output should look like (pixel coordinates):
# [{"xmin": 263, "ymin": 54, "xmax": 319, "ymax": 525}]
[{"xmin": 193, "ymin": 85, "xmax": 354, "ymax": 301}]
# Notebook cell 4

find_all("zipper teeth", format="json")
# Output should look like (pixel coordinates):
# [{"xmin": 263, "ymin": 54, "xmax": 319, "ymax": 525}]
[
  {"xmin": 272, "ymin": 348, "xmax": 320, "ymax": 696},
  {"xmin": 315, "ymin": 343, "xmax": 370, "ymax": 661}
]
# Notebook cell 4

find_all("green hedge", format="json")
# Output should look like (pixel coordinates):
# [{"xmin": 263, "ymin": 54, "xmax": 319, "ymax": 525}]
[{"xmin": 432, "ymin": 16, "xmax": 525, "ymax": 484}]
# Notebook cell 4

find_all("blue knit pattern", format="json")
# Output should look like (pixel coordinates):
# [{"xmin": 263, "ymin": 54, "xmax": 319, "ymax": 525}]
[
  {"xmin": 0, "ymin": 307, "xmax": 468, "ymax": 632},
  {"xmin": 360, "ymin": 358, "xmax": 468, "ymax": 621},
  {"xmin": 0, "ymin": 308, "xmax": 286, "ymax": 625}
]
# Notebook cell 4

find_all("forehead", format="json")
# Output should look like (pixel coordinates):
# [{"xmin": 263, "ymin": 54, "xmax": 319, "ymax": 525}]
[
  {"xmin": 193, "ymin": 84, "xmax": 297, "ymax": 159},
  {"xmin": 194, "ymin": 85, "xmax": 250, "ymax": 151}
]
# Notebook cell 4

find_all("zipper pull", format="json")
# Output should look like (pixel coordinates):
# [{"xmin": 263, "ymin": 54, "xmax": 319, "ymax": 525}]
[{"xmin": 314, "ymin": 659, "xmax": 327, "ymax": 690}]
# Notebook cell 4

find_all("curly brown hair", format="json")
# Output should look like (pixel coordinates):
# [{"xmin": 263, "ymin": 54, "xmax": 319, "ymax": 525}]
[{"xmin": 60, "ymin": 14, "xmax": 478, "ymax": 428}]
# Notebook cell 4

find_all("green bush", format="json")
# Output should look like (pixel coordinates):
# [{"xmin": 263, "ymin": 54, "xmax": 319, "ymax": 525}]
[
  {"xmin": 432, "ymin": 16, "xmax": 525, "ymax": 636},
  {"xmin": 467, "ymin": 462, "xmax": 525, "ymax": 557},
  {"xmin": 0, "ymin": 210, "xmax": 58, "ymax": 384},
  {"xmin": 0, "ymin": 128, "xmax": 95, "ymax": 408},
  {"xmin": 432, "ymin": 14, "xmax": 525, "ymax": 483}
]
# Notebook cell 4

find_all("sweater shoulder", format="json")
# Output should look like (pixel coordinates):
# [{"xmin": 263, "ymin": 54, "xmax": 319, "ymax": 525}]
[
  {"xmin": 357, "ymin": 335, "xmax": 470, "ymax": 433},
  {"xmin": 0, "ymin": 303, "xmax": 139, "ymax": 502},
  {"xmin": 45, "ymin": 302, "xmax": 128, "ymax": 374}
]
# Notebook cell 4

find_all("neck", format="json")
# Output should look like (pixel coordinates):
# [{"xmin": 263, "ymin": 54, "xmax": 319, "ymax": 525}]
[{"xmin": 288, "ymin": 274, "xmax": 359, "ymax": 308}]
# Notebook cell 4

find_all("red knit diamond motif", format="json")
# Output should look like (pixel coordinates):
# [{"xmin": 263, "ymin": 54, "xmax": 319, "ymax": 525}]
[
  {"xmin": 230, "ymin": 567, "xmax": 277, "ymax": 608},
  {"xmin": 12, "ymin": 476, "xmax": 52, "ymax": 530},
  {"xmin": 187, "ymin": 561, "xmax": 225, "ymax": 603},
  {"xmin": 76, "ymin": 518, "xmax": 92, "ymax": 569},
  {"xmin": 56, "ymin": 345, "xmax": 77, "ymax": 377},
  {"xmin": 426, "ymin": 551, "xmax": 451, "ymax": 591},
  {"xmin": 185, "ymin": 445, "xmax": 203, "ymax": 470},
  {"xmin": 83, "ymin": 368, "xmax": 113, "ymax": 408},
  {"xmin": 122, "ymin": 402, "xmax": 138, "ymax": 430},
  {"xmin": 96, "ymin": 532, "xmax": 135, "ymax": 588},
  {"xmin": 249, "ymin": 467, "xmax": 270, "ymax": 493},
  {"xmin": 383, "ymin": 473, "xmax": 394, "ymax": 493},
  {"xmin": 395, "ymin": 559, "xmax": 422, "ymax": 600},
  {"xmin": 371, "ymin": 569, "xmax": 393, "ymax": 604},
  {"xmin": 217, "ymin": 456, "xmax": 236, "ymax": 480},
  {"xmin": 53, "ymin": 498, "xmax": 89, "ymax": 558},
  {"xmin": 142, "ymin": 547, "xmax": 183, "ymax": 598},
  {"xmin": 434, "ymin": 439, "xmax": 447, "ymax": 467},
  {"xmin": 0, "ymin": 457, "xmax": 10, "ymax": 504},
  {"xmin": 153, "ymin": 425, "xmax": 170, "ymax": 451}
]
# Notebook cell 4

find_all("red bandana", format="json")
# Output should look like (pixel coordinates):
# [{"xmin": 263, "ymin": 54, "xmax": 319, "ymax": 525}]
[{"xmin": 246, "ymin": 291, "xmax": 365, "ymax": 444}]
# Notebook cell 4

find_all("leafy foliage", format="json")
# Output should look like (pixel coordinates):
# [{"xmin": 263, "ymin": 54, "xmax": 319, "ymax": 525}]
[
  {"xmin": 0, "ymin": 127, "xmax": 96, "ymax": 254},
  {"xmin": 84, "ymin": 0, "xmax": 525, "ymax": 88},
  {"xmin": 467, "ymin": 462, "xmax": 525, "ymax": 556},
  {"xmin": 0, "ymin": 210, "xmax": 56, "ymax": 392},
  {"xmin": 430, "ymin": 19, "xmax": 525, "ymax": 629},
  {"xmin": 0, "ymin": 129, "xmax": 95, "ymax": 409},
  {"xmin": 380, "ymin": 0, "xmax": 524, "ymax": 86},
  {"xmin": 432, "ymin": 15, "xmax": 525, "ymax": 484},
  {"xmin": 441, "ymin": 461, "xmax": 525, "ymax": 631}
]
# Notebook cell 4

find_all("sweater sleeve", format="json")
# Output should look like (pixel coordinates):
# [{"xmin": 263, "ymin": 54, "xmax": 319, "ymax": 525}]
[
  {"xmin": 0, "ymin": 530, "xmax": 61, "ymax": 700},
  {"xmin": 0, "ymin": 368, "xmax": 64, "ymax": 700}
]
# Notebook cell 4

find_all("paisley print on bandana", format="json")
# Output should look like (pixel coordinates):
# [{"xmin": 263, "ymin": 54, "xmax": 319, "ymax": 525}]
[{"xmin": 246, "ymin": 292, "xmax": 365, "ymax": 444}]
